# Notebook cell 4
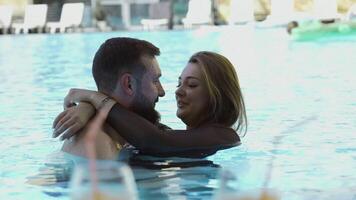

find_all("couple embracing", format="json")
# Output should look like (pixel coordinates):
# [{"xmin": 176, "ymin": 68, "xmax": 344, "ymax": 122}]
[{"xmin": 52, "ymin": 37, "xmax": 247, "ymax": 159}]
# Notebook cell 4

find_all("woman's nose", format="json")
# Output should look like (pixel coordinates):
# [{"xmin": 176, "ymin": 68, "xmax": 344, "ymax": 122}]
[{"xmin": 175, "ymin": 85, "xmax": 184, "ymax": 97}]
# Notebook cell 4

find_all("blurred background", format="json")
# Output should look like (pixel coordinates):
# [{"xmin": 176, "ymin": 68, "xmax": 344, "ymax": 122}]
[{"xmin": 1, "ymin": 0, "xmax": 356, "ymax": 32}]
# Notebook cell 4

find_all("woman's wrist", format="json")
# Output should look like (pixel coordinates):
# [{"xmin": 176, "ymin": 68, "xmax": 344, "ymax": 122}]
[
  {"xmin": 88, "ymin": 91, "xmax": 109, "ymax": 109},
  {"xmin": 102, "ymin": 98, "xmax": 116, "ymax": 112},
  {"xmin": 97, "ymin": 98, "xmax": 116, "ymax": 120},
  {"xmin": 97, "ymin": 96, "xmax": 111, "ymax": 110}
]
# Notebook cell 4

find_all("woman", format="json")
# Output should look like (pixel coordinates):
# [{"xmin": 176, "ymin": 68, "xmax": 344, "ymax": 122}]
[{"xmin": 54, "ymin": 51, "xmax": 247, "ymax": 158}]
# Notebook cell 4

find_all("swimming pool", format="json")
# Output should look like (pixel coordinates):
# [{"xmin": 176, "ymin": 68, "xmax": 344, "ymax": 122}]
[{"xmin": 0, "ymin": 26, "xmax": 355, "ymax": 200}]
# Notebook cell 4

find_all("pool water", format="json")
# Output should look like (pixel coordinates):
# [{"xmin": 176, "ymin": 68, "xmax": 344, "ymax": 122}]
[{"xmin": 0, "ymin": 26, "xmax": 355, "ymax": 200}]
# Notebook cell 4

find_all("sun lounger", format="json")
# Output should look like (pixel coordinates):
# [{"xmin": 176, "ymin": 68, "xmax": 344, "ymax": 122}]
[
  {"xmin": 182, "ymin": 0, "xmax": 212, "ymax": 28},
  {"xmin": 313, "ymin": 0, "xmax": 339, "ymax": 21},
  {"xmin": 12, "ymin": 4, "xmax": 48, "ymax": 34},
  {"xmin": 0, "ymin": 5, "xmax": 13, "ymax": 34},
  {"xmin": 228, "ymin": 0, "xmax": 254, "ymax": 25},
  {"xmin": 46, "ymin": 3, "xmax": 84, "ymax": 33},
  {"xmin": 259, "ymin": 0, "xmax": 295, "ymax": 27},
  {"xmin": 141, "ymin": 1, "xmax": 172, "ymax": 30}
]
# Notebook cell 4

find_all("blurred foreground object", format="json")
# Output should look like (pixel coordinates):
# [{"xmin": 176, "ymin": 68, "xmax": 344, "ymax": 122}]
[{"xmin": 70, "ymin": 161, "xmax": 138, "ymax": 200}]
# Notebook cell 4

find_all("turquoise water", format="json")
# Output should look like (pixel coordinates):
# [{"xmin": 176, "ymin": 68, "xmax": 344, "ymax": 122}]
[{"xmin": 0, "ymin": 26, "xmax": 355, "ymax": 199}]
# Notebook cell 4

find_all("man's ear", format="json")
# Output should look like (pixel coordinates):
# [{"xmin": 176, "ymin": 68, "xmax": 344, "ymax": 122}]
[{"xmin": 120, "ymin": 73, "xmax": 136, "ymax": 96}]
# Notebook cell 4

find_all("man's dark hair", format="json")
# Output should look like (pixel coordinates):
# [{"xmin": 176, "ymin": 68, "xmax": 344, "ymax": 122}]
[{"xmin": 92, "ymin": 37, "xmax": 160, "ymax": 94}]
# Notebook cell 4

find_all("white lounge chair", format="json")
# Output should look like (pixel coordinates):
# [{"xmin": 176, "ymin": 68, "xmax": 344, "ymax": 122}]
[
  {"xmin": 12, "ymin": 4, "xmax": 48, "ymax": 34},
  {"xmin": 182, "ymin": 0, "xmax": 212, "ymax": 28},
  {"xmin": 46, "ymin": 3, "xmax": 84, "ymax": 33},
  {"xmin": 141, "ymin": 1, "xmax": 172, "ymax": 30},
  {"xmin": 263, "ymin": 0, "xmax": 295, "ymax": 26},
  {"xmin": 313, "ymin": 0, "xmax": 339, "ymax": 21},
  {"xmin": 228, "ymin": 0, "xmax": 254, "ymax": 25},
  {"xmin": 0, "ymin": 5, "xmax": 13, "ymax": 34}
]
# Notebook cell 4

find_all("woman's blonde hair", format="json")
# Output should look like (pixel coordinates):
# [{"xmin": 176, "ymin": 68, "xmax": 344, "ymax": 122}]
[{"xmin": 188, "ymin": 51, "xmax": 247, "ymax": 135}]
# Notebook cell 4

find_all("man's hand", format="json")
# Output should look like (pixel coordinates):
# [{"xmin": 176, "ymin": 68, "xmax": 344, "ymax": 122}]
[
  {"xmin": 52, "ymin": 102, "xmax": 95, "ymax": 140},
  {"xmin": 63, "ymin": 88, "xmax": 87, "ymax": 109}
]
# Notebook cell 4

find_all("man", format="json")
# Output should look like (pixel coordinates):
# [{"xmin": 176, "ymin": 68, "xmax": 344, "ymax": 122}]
[{"xmin": 53, "ymin": 37, "xmax": 168, "ymax": 159}]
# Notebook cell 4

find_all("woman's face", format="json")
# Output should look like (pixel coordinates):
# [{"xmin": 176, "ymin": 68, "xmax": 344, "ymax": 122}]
[{"xmin": 175, "ymin": 62, "xmax": 210, "ymax": 128}]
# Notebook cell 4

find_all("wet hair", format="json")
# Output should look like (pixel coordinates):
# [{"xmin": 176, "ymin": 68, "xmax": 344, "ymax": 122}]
[
  {"xmin": 92, "ymin": 37, "xmax": 160, "ymax": 94},
  {"xmin": 188, "ymin": 51, "xmax": 247, "ymax": 135}
]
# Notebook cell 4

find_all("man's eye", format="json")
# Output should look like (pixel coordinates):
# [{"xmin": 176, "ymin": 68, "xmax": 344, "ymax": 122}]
[{"xmin": 188, "ymin": 85, "xmax": 197, "ymax": 88}]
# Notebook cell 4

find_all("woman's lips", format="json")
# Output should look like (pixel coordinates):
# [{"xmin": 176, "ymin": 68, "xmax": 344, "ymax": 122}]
[{"xmin": 177, "ymin": 100, "xmax": 187, "ymax": 108}]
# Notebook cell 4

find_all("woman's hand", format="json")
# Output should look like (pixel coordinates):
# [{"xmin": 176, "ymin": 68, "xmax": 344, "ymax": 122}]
[
  {"xmin": 52, "ymin": 102, "xmax": 95, "ymax": 140},
  {"xmin": 63, "ymin": 88, "xmax": 108, "ymax": 109}
]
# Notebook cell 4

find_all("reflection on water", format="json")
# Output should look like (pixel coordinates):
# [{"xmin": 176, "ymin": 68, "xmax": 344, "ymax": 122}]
[{"xmin": 24, "ymin": 151, "xmax": 221, "ymax": 199}]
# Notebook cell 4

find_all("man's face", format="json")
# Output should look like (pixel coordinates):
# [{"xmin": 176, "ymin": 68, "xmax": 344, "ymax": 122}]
[{"xmin": 130, "ymin": 56, "xmax": 165, "ymax": 124}]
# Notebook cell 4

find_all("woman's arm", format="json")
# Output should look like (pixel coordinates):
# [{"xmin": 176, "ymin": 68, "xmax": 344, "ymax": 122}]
[
  {"xmin": 63, "ymin": 88, "xmax": 109, "ymax": 110},
  {"xmin": 106, "ymin": 103, "xmax": 240, "ymax": 157}
]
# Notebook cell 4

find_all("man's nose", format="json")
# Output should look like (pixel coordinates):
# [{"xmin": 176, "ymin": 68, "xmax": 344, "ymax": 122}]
[{"xmin": 158, "ymin": 82, "xmax": 165, "ymax": 97}]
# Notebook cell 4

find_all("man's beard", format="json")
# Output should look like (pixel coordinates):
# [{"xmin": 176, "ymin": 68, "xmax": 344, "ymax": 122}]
[{"xmin": 130, "ymin": 92, "xmax": 160, "ymax": 124}]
